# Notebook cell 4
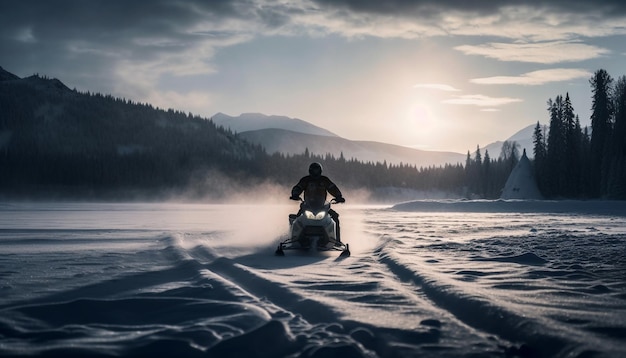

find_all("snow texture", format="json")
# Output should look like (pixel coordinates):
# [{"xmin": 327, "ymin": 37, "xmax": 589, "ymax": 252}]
[{"xmin": 1, "ymin": 200, "xmax": 625, "ymax": 357}]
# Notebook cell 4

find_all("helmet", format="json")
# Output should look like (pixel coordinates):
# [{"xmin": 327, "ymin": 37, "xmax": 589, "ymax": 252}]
[{"xmin": 309, "ymin": 162, "xmax": 322, "ymax": 178}]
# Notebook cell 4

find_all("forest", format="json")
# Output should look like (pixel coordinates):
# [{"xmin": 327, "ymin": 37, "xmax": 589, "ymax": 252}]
[
  {"xmin": 0, "ymin": 69, "xmax": 472, "ymax": 201},
  {"xmin": 0, "ymin": 67, "xmax": 624, "ymax": 200},
  {"xmin": 462, "ymin": 69, "xmax": 626, "ymax": 200},
  {"xmin": 534, "ymin": 70, "xmax": 626, "ymax": 199}
]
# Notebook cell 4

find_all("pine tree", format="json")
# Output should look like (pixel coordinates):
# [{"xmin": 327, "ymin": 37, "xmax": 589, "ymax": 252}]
[
  {"xmin": 563, "ymin": 93, "xmax": 580, "ymax": 196},
  {"xmin": 474, "ymin": 145, "xmax": 482, "ymax": 196},
  {"xmin": 482, "ymin": 150, "xmax": 492, "ymax": 198},
  {"xmin": 608, "ymin": 75, "xmax": 626, "ymax": 198},
  {"xmin": 546, "ymin": 96, "xmax": 567, "ymax": 197},
  {"xmin": 589, "ymin": 69, "xmax": 614, "ymax": 197},
  {"xmin": 533, "ymin": 122, "xmax": 547, "ymax": 194}
]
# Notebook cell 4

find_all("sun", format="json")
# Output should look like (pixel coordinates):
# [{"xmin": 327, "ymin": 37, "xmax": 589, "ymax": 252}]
[
  {"xmin": 397, "ymin": 101, "xmax": 446, "ymax": 150},
  {"xmin": 409, "ymin": 103, "xmax": 432, "ymax": 126}
]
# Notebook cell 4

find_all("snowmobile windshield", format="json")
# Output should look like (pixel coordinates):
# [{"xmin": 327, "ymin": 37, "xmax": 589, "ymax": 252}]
[{"xmin": 302, "ymin": 200, "xmax": 330, "ymax": 213}]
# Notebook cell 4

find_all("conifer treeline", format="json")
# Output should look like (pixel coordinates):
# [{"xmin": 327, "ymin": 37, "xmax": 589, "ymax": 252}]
[
  {"xmin": 2, "ymin": 68, "xmax": 625, "ymax": 200},
  {"xmin": 0, "ymin": 73, "xmax": 470, "ymax": 200},
  {"xmin": 265, "ymin": 150, "xmax": 466, "ymax": 196},
  {"xmin": 456, "ymin": 68, "xmax": 626, "ymax": 200},
  {"xmin": 533, "ymin": 69, "xmax": 626, "ymax": 199},
  {"xmin": 462, "ymin": 142, "xmax": 521, "ymax": 199}
]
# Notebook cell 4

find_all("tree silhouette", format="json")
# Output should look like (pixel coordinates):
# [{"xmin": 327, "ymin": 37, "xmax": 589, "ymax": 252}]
[{"xmin": 589, "ymin": 69, "xmax": 613, "ymax": 196}]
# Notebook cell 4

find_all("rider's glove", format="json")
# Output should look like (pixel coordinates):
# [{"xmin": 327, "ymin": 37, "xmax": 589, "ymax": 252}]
[
  {"xmin": 290, "ymin": 195, "xmax": 301, "ymax": 201},
  {"xmin": 334, "ymin": 197, "xmax": 345, "ymax": 203}
]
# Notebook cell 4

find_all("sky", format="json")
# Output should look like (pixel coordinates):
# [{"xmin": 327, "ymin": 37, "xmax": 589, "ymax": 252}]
[{"xmin": 1, "ymin": 0, "xmax": 626, "ymax": 153}]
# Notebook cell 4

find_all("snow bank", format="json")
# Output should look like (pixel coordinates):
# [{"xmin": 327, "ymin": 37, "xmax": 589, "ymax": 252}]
[{"xmin": 393, "ymin": 199, "xmax": 626, "ymax": 216}]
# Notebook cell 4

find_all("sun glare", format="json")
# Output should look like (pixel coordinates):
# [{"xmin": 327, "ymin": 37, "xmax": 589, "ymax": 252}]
[
  {"xmin": 402, "ymin": 101, "xmax": 442, "ymax": 149},
  {"xmin": 409, "ymin": 103, "xmax": 432, "ymax": 127}
]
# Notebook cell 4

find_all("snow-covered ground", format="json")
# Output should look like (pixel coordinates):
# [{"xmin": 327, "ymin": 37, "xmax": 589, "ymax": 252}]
[{"xmin": 1, "ymin": 200, "xmax": 625, "ymax": 357}]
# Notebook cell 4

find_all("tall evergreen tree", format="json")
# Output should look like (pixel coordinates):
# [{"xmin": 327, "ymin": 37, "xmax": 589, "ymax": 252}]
[
  {"xmin": 533, "ymin": 121, "xmax": 547, "ymax": 194},
  {"xmin": 546, "ymin": 96, "xmax": 566, "ymax": 197},
  {"xmin": 474, "ymin": 145, "xmax": 482, "ymax": 166},
  {"xmin": 589, "ymin": 69, "xmax": 614, "ymax": 196},
  {"xmin": 474, "ymin": 145, "xmax": 483, "ymax": 196},
  {"xmin": 464, "ymin": 150, "xmax": 472, "ymax": 195},
  {"xmin": 563, "ymin": 93, "xmax": 580, "ymax": 196},
  {"xmin": 573, "ymin": 114, "xmax": 586, "ymax": 196},
  {"xmin": 608, "ymin": 75, "xmax": 626, "ymax": 198},
  {"xmin": 579, "ymin": 125, "xmax": 593, "ymax": 197},
  {"xmin": 482, "ymin": 150, "xmax": 491, "ymax": 198}
]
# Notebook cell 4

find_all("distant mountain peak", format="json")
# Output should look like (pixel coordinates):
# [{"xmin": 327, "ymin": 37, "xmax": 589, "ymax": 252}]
[
  {"xmin": 240, "ymin": 112, "xmax": 268, "ymax": 118},
  {"xmin": 482, "ymin": 123, "xmax": 538, "ymax": 159},
  {"xmin": 0, "ymin": 66, "xmax": 70, "ymax": 93},
  {"xmin": 212, "ymin": 112, "xmax": 338, "ymax": 137},
  {"xmin": 0, "ymin": 66, "xmax": 20, "ymax": 81},
  {"xmin": 22, "ymin": 74, "xmax": 72, "ymax": 93}
]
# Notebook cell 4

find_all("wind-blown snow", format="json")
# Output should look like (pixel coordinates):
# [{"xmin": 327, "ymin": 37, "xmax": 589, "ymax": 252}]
[{"xmin": 0, "ymin": 200, "xmax": 625, "ymax": 357}]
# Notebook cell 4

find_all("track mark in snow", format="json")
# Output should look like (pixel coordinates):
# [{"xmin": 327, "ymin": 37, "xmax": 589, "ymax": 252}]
[
  {"xmin": 195, "ymin": 247, "xmax": 496, "ymax": 357},
  {"xmin": 375, "ymin": 249, "xmax": 574, "ymax": 357},
  {"xmin": 206, "ymin": 256, "xmax": 344, "ymax": 324}
]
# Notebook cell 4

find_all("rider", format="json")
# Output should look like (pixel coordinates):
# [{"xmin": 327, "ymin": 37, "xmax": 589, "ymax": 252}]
[{"xmin": 290, "ymin": 162, "xmax": 346, "ymax": 242}]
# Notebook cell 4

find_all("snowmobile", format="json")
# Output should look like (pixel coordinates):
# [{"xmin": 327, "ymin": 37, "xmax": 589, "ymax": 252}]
[{"xmin": 275, "ymin": 198, "xmax": 350, "ymax": 257}]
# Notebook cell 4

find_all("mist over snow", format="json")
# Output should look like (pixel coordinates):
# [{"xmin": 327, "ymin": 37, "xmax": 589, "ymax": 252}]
[{"xmin": 1, "ymin": 200, "xmax": 625, "ymax": 357}]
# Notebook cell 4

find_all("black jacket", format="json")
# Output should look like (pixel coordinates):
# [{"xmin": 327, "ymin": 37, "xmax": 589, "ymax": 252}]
[{"xmin": 291, "ymin": 175, "xmax": 342, "ymax": 206}]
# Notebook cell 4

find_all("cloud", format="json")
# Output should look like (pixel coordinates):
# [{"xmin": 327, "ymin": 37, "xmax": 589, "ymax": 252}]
[
  {"xmin": 1, "ymin": 2, "xmax": 623, "ymax": 70},
  {"xmin": 455, "ymin": 41, "xmax": 610, "ymax": 64},
  {"xmin": 145, "ymin": 89, "xmax": 215, "ymax": 116},
  {"xmin": 413, "ymin": 83, "xmax": 461, "ymax": 91},
  {"xmin": 311, "ymin": 0, "xmax": 626, "ymax": 16},
  {"xmin": 443, "ymin": 94, "xmax": 523, "ymax": 107},
  {"xmin": 13, "ymin": 27, "xmax": 36, "ymax": 43},
  {"xmin": 1, "ymin": 0, "xmax": 624, "ymax": 116},
  {"xmin": 0, "ymin": 1, "xmax": 258, "ymax": 108},
  {"xmin": 309, "ymin": 1, "xmax": 626, "ymax": 41},
  {"xmin": 471, "ymin": 68, "xmax": 593, "ymax": 85}
]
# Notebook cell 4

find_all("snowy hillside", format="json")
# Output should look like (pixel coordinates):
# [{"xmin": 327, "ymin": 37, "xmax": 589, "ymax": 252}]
[
  {"xmin": 482, "ymin": 124, "xmax": 537, "ymax": 158},
  {"xmin": 214, "ymin": 112, "xmax": 537, "ymax": 166},
  {"xmin": 239, "ymin": 128, "xmax": 466, "ymax": 168},
  {"xmin": 211, "ymin": 112, "xmax": 338, "ymax": 137},
  {"xmin": 214, "ymin": 112, "xmax": 468, "ymax": 167}
]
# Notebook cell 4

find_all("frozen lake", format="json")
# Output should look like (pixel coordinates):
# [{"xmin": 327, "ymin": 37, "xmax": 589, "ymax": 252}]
[{"xmin": 1, "ymin": 201, "xmax": 625, "ymax": 357}]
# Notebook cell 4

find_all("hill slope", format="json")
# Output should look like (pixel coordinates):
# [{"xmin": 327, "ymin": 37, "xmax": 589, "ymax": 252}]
[
  {"xmin": 0, "ymin": 69, "xmax": 266, "ymax": 198},
  {"xmin": 240, "ymin": 128, "xmax": 466, "ymax": 167},
  {"xmin": 212, "ymin": 112, "xmax": 338, "ymax": 137},
  {"xmin": 214, "ymin": 113, "xmax": 536, "ymax": 167},
  {"xmin": 482, "ymin": 124, "xmax": 537, "ymax": 159},
  {"xmin": 0, "ymin": 66, "xmax": 514, "ymax": 200},
  {"xmin": 213, "ymin": 113, "xmax": 468, "ymax": 167}
]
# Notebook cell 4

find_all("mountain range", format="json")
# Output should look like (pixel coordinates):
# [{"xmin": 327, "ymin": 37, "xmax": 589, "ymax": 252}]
[
  {"xmin": 0, "ymin": 64, "xmax": 536, "ymax": 170},
  {"xmin": 212, "ymin": 112, "xmax": 537, "ymax": 167}
]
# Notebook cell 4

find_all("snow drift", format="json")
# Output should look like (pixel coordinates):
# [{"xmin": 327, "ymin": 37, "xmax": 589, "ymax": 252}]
[{"xmin": 0, "ymin": 201, "xmax": 625, "ymax": 357}]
